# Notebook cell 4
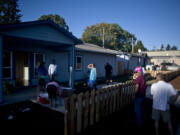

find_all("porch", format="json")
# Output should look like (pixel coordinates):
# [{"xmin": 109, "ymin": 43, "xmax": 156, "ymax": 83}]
[{"xmin": 0, "ymin": 20, "xmax": 82, "ymax": 104}]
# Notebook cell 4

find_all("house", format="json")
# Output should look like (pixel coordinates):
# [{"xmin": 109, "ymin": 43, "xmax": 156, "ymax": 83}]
[
  {"xmin": 0, "ymin": 20, "xmax": 82, "ymax": 103},
  {"xmin": 145, "ymin": 51, "xmax": 180, "ymax": 66},
  {"xmin": 116, "ymin": 52, "xmax": 147, "ymax": 74},
  {"xmin": 74, "ymin": 43, "xmax": 119, "ymax": 80}
]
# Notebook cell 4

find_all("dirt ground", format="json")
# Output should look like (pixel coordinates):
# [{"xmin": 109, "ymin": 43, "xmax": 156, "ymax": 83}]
[{"xmin": 170, "ymin": 75, "xmax": 180, "ymax": 90}]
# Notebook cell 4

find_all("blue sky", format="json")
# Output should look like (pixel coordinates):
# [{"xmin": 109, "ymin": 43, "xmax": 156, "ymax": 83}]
[{"xmin": 18, "ymin": 0, "xmax": 180, "ymax": 50}]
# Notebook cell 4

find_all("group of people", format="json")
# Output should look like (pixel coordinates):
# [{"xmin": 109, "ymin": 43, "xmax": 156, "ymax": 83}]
[
  {"xmin": 36, "ymin": 59, "xmax": 61, "ymax": 107},
  {"xmin": 133, "ymin": 66, "xmax": 178, "ymax": 135}
]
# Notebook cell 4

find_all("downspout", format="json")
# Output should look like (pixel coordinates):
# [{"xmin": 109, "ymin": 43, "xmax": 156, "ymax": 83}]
[{"xmin": 69, "ymin": 44, "xmax": 75, "ymax": 89}]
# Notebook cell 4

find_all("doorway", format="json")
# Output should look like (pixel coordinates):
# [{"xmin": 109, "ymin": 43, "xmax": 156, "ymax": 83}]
[{"xmin": 15, "ymin": 52, "xmax": 29, "ymax": 87}]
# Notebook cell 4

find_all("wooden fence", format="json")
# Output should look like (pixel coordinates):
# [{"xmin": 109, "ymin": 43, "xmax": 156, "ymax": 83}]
[
  {"xmin": 64, "ymin": 82, "xmax": 135, "ymax": 135},
  {"xmin": 144, "ymin": 69, "xmax": 180, "ymax": 79}
]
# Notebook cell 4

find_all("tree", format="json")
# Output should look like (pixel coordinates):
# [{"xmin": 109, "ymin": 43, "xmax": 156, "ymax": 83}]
[
  {"xmin": 38, "ymin": 14, "xmax": 69, "ymax": 31},
  {"xmin": 171, "ymin": 45, "xmax": 178, "ymax": 50},
  {"xmin": 134, "ymin": 40, "xmax": 147, "ymax": 53},
  {"xmin": 166, "ymin": 44, "xmax": 171, "ymax": 51},
  {"xmin": 81, "ymin": 22, "xmax": 136, "ymax": 51},
  {"xmin": 0, "ymin": 0, "xmax": 22, "ymax": 24},
  {"xmin": 160, "ymin": 44, "xmax": 164, "ymax": 51}
]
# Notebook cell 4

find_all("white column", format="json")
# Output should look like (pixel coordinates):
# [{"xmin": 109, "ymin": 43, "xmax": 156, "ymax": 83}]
[
  {"xmin": 0, "ymin": 36, "xmax": 3, "ymax": 103},
  {"xmin": 69, "ymin": 45, "xmax": 75, "ymax": 89}
]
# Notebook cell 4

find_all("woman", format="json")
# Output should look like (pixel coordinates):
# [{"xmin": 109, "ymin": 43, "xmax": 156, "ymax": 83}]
[{"xmin": 87, "ymin": 64, "xmax": 97, "ymax": 90}]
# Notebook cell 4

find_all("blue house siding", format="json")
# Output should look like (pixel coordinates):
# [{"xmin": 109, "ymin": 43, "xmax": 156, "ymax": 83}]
[{"xmin": 74, "ymin": 51, "xmax": 117, "ymax": 81}]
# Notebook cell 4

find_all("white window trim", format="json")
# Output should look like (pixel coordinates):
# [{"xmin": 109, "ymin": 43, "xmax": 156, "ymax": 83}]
[
  {"xmin": 3, "ymin": 51, "xmax": 12, "ymax": 79},
  {"xmin": 75, "ymin": 56, "xmax": 83, "ymax": 71},
  {"xmin": 34, "ymin": 53, "xmax": 45, "ymax": 77}
]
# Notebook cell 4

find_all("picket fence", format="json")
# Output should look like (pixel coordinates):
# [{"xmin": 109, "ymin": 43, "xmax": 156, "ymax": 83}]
[{"xmin": 64, "ymin": 82, "xmax": 135, "ymax": 135}]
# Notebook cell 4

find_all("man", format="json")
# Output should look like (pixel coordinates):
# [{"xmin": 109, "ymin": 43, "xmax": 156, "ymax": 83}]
[
  {"xmin": 105, "ymin": 62, "xmax": 113, "ymax": 84},
  {"xmin": 151, "ymin": 73, "xmax": 178, "ymax": 135},
  {"xmin": 134, "ymin": 67, "xmax": 147, "ymax": 126},
  {"xmin": 48, "ymin": 59, "xmax": 58, "ymax": 80},
  {"xmin": 87, "ymin": 63, "xmax": 97, "ymax": 90}
]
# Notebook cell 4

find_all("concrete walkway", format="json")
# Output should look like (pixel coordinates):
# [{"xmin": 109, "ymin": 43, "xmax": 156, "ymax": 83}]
[{"xmin": 3, "ymin": 87, "xmax": 37, "ymax": 105}]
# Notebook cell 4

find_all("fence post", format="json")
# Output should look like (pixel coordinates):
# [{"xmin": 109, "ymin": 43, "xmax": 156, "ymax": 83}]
[
  {"xmin": 69, "ymin": 94, "xmax": 76, "ymax": 135},
  {"xmin": 77, "ymin": 93, "xmax": 83, "ymax": 133},
  {"xmin": 83, "ymin": 91, "xmax": 89, "ymax": 130},
  {"xmin": 64, "ymin": 98, "xmax": 69, "ymax": 135},
  {"xmin": 100, "ymin": 89, "xmax": 105, "ymax": 118},
  {"xmin": 96, "ymin": 90, "xmax": 100, "ymax": 123},
  {"xmin": 90, "ymin": 90, "xmax": 95, "ymax": 126}
]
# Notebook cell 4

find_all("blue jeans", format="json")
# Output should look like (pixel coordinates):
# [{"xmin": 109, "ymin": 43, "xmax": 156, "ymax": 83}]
[{"xmin": 135, "ymin": 97, "xmax": 145, "ymax": 125}]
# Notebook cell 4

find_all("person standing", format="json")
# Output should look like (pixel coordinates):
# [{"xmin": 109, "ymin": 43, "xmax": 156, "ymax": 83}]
[
  {"xmin": 37, "ymin": 61, "xmax": 48, "ymax": 82},
  {"xmin": 151, "ymin": 73, "xmax": 178, "ymax": 135},
  {"xmin": 105, "ymin": 62, "xmax": 113, "ymax": 84},
  {"xmin": 134, "ymin": 67, "xmax": 147, "ymax": 126},
  {"xmin": 48, "ymin": 59, "xmax": 58, "ymax": 80},
  {"xmin": 87, "ymin": 64, "xmax": 97, "ymax": 90}
]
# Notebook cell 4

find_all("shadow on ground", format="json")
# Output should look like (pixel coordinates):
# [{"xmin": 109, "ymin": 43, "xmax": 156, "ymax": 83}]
[{"xmin": 81, "ymin": 99, "xmax": 180, "ymax": 135}]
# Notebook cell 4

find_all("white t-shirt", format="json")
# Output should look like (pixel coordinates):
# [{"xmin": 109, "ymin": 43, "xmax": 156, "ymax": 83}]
[
  {"xmin": 151, "ymin": 81, "xmax": 177, "ymax": 111},
  {"xmin": 48, "ymin": 64, "xmax": 57, "ymax": 76}
]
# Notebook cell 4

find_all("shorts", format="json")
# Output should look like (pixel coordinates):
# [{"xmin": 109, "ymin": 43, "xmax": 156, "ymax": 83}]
[
  {"xmin": 88, "ymin": 80, "xmax": 96, "ymax": 90},
  {"xmin": 47, "ymin": 85, "xmax": 57, "ymax": 99},
  {"xmin": 152, "ymin": 109, "xmax": 171, "ymax": 123}
]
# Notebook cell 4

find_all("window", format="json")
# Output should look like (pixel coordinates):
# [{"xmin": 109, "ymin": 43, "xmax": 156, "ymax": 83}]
[
  {"xmin": 34, "ymin": 53, "xmax": 45, "ymax": 76},
  {"xmin": 3, "ymin": 51, "xmax": 12, "ymax": 79},
  {"xmin": 76, "ymin": 56, "xmax": 82, "ymax": 70}
]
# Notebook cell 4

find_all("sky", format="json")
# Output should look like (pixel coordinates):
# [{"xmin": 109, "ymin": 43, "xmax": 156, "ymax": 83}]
[{"xmin": 18, "ymin": 0, "xmax": 180, "ymax": 50}]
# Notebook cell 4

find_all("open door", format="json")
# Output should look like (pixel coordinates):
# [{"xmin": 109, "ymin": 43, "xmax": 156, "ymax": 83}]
[{"xmin": 15, "ymin": 52, "xmax": 29, "ymax": 87}]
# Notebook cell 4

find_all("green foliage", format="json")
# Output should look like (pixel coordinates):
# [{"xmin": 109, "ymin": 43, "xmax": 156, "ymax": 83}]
[
  {"xmin": 0, "ymin": 0, "xmax": 22, "ymax": 24},
  {"xmin": 81, "ymin": 22, "xmax": 136, "ymax": 51},
  {"xmin": 38, "ymin": 14, "xmax": 69, "ymax": 31},
  {"xmin": 160, "ymin": 44, "xmax": 164, "ymax": 51},
  {"xmin": 166, "ymin": 44, "xmax": 171, "ymax": 50},
  {"xmin": 3, "ymin": 81, "xmax": 15, "ymax": 95},
  {"xmin": 134, "ymin": 40, "xmax": 147, "ymax": 53},
  {"xmin": 171, "ymin": 45, "xmax": 178, "ymax": 50}
]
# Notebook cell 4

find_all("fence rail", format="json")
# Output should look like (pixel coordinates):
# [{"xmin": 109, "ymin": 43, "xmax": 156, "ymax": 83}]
[{"xmin": 64, "ymin": 82, "xmax": 135, "ymax": 135}]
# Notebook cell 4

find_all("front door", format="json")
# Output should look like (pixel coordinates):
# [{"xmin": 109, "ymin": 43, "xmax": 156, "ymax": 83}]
[{"xmin": 15, "ymin": 52, "xmax": 29, "ymax": 87}]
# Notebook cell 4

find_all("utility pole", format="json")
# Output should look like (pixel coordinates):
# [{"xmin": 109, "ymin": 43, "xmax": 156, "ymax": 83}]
[
  {"xmin": 131, "ymin": 37, "xmax": 134, "ymax": 53},
  {"xmin": 102, "ymin": 27, "xmax": 105, "ymax": 48}
]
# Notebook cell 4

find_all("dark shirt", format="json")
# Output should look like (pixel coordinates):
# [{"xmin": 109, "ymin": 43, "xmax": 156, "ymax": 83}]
[
  {"xmin": 135, "ymin": 75, "xmax": 146, "ymax": 97},
  {"xmin": 37, "ymin": 65, "xmax": 47, "ymax": 76},
  {"xmin": 105, "ymin": 64, "xmax": 112, "ymax": 74}
]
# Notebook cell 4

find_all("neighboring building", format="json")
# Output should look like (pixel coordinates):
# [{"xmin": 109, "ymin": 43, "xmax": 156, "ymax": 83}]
[
  {"xmin": 116, "ymin": 52, "xmax": 146, "ymax": 73},
  {"xmin": 0, "ymin": 20, "xmax": 82, "ymax": 103},
  {"xmin": 75, "ymin": 43, "xmax": 119, "ymax": 80},
  {"xmin": 145, "ymin": 51, "xmax": 180, "ymax": 66}
]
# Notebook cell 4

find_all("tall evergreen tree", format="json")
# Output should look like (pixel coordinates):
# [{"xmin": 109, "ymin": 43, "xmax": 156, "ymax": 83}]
[
  {"xmin": 160, "ymin": 44, "xmax": 164, "ymax": 51},
  {"xmin": 0, "ymin": 0, "xmax": 22, "ymax": 24},
  {"xmin": 166, "ymin": 44, "xmax": 171, "ymax": 50}
]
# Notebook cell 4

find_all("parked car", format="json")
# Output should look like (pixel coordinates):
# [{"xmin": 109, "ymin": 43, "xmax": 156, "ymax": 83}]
[{"xmin": 161, "ymin": 63, "xmax": 180, "ymax": 71}]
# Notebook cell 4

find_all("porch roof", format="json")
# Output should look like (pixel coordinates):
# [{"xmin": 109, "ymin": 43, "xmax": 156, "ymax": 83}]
[{"xmin": 0, "ymin": 20, "xmax": 82, "ymax": 45}]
